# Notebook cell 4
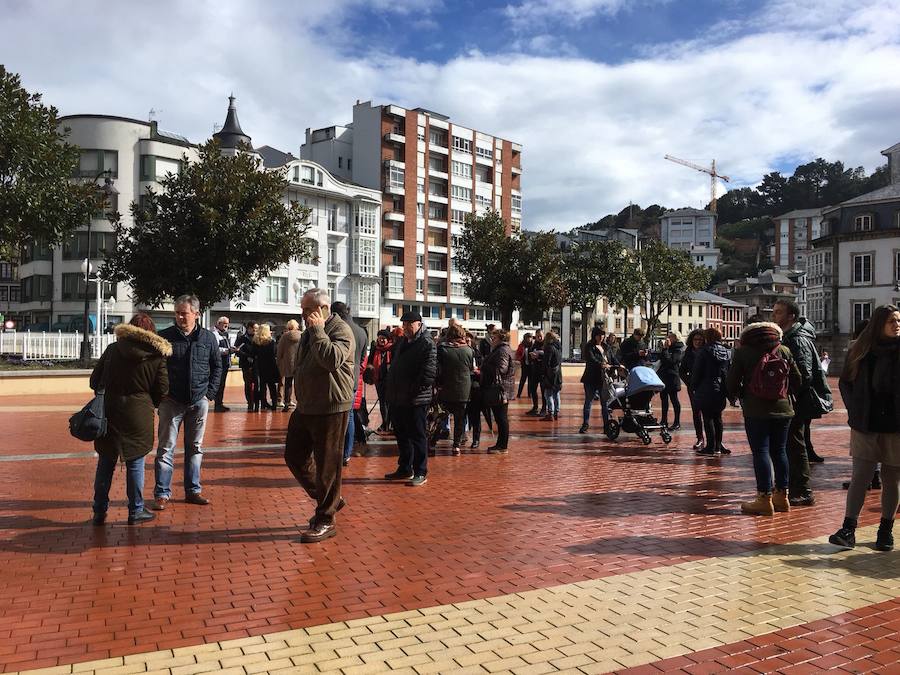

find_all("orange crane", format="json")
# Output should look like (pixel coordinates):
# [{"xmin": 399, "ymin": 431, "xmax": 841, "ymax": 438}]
[{"xmin": 664, "ymin": 155, "xmax": 731, "ymax": 213}]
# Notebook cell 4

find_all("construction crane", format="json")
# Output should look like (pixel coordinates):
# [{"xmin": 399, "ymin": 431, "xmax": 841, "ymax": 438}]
[{"xmin": 664, "ymin": 155, "xmax": 731, "ymax": 213}]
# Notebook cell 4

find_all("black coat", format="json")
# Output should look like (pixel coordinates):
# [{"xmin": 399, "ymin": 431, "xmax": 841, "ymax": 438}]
[
  {"xmin": 620, "ymin": 336, "xmax": 648, "ymax": 370},
  {"xmin": 783, "ymin": 319, "xmax": 833, "ymax": 419},
  {"xmin": 580, "ymin": 341, "xmax": 607, "ymax": 387},
  {"xmin": 251, "ymin": 339, "xmax": 279, "ymax": 383},
  {"xmin": 90, "ymin": 324, "xmax": 170, "ymax": 462},
  {"xmin": 158, "ymin": 324, "xmax": 222, "ymax": 405},
  {"xmin": 691, "ymin": 342, "xmax": 730, "ymax": 411},
  {"xmin": 385, "ymin": 326, "xmax": 437, "ymax": 407},
  {"xmin": 542, "ymin": 340, "xmax": 563, "ymax": 391},
  {"xmin": 235, "ymin": 333, "xmax": 254, "ymax": 370},
  {"xmin": 840, "ymin": 340, "xmax": 900, "ymax": 434},
  {"xmin": 658, "ymin": 341, "xmax": 685, "ymax": 390}
]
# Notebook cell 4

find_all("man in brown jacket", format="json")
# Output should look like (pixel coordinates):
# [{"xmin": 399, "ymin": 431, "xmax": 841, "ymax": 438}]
[{"xmin": 284, "ymin": 288, "xmax": 356, "ymax": 543}]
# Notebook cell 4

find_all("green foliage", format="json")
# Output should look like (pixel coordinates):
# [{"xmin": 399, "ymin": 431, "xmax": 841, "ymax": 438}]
[
  {"xmin": 635, "ymin": 240, "xmax": 711, "ymax": 336},
  {"xmin": 456, "ymin": 210, "xmax": 567, "ymax": 330},
  {"xmin": 104, "ymin": 140, "xmax": 312, "ymax": 310},
  {"xmin": 0, "ymin": 65, "xmax": 95, "ymax": 259}
]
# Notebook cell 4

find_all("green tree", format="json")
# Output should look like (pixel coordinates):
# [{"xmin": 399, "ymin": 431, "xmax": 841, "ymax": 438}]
[
  {"xmin": 104, "ymin": 140, "xmax": 312, "ymax": 310},
  {"xmin": 561, "ymin": 240, "xmax": 634, "ymax": 344},
  {"xmin": 0, "ymin": 65, "xmax": 95, "ymax": 259},
  {"xmin": 635, "ymin": 240, "xmax": 711, "ymax": 336},
  {"xmin": 456, "ymin": 211, "xmax": 566, "ymax": 330}
]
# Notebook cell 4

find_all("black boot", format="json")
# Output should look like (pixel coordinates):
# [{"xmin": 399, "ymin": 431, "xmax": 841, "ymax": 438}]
[
  {"xmin": 871, "ymin": 470, "xmax": 882, "ymax": 490},
  {"xmin": 829, "ymin": 517, "xmax": 857, "ymax": 549},
  {"xmin": 876, "ymin": 518, "xmax": 894, "ymax": 552}
]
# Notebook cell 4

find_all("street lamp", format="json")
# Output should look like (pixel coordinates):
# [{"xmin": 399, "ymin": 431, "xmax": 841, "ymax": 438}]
[
  {"xmin": 80, "ymin": 169, "xmax": 117, "ymax": 365},
  {"xmin": 104, "ymin": 295, "xmax": 117, "ymax": 333}
]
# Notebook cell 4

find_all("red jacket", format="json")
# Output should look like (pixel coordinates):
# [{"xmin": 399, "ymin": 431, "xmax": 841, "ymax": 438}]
[{"xmin": 353, "ymin": 355, "xmax": 367, "ymax": 410}]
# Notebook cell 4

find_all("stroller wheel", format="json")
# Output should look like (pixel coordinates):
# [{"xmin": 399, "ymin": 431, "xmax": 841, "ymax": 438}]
[
  {"xmin": 605, "ymin": 420, "xmax": 620, "ymax": 441},
  {"xmin": 661, "ymin": 431, "xmax": 672, "ymax": 444},
  {"xmin": 641, "ymin": 431, "xmax": 652, "ymax": 445}
]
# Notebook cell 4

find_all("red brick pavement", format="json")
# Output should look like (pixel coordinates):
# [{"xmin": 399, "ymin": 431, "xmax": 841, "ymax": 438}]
[
  {"xmin": 0, "ymin": 383, "xmax": 876, "ymax": 672},
  {"xmin": 617, "ymin": 598, "xmax": 900, "ymax": 674}
]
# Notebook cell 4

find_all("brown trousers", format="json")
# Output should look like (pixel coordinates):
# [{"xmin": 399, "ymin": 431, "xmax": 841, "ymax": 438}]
[{"xmin": 284, "ymin": 410, "xmax": 348, "ymax": 526}]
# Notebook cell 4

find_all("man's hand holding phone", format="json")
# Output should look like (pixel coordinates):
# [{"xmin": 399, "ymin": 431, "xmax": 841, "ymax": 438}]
[{"xmin": 305, "ymin": 306, "xmax": 326, "ymax": 329}]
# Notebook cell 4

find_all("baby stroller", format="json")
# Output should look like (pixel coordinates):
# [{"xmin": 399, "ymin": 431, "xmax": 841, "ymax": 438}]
[
  {"xmin": 426, "ymin": 399, "xmax": 451, "ymax": 455},
  {"xmin": 604, "ymin": 366, "xmax": 672, "ymax": 445}
]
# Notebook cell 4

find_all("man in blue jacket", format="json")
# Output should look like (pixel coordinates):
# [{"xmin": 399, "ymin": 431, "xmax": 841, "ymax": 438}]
[{"xmin": 152, "ymin": 295, "xmax": 222, "ymax": 510}]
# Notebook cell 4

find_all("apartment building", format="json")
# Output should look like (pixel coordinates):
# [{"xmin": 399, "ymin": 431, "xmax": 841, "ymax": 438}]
[
  {"xmin": 14, "ymin": 98, "xmax": 379, "ymax": 332},
  {"xmin": 0, "ymin": 261, "xmax": 20, "ymax": 327},
  {"xmin": 771, "ymin": 207, "xmax": 829, "ymax": 271},
  {"xmin": 808, "ymin": 142, "xmax": 900, "ymax": 343},
  {"xmin": 302, "ymin": 101, "xmax": 522, "ymax": 332},
  {"xmin": 659, "ymin": 208, "xmax": 720, "ymax": 269}
]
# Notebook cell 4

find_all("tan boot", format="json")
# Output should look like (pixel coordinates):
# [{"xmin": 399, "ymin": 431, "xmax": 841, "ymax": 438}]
[
  {"xmin": 741, "ymin": 492, "xmax": 774, "ymax": 516},
  {"xmin": 772, "ymin": 489, "xmax": 790, "ymax": 513}
]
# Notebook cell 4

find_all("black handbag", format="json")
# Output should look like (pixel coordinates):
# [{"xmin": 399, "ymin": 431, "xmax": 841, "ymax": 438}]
[
  {"xmin": 69, "ymin": 389, "xmax": 107, "ymax": 441},
  {"xmin": 481, "ymin": 368, "xmax": 508, "ymax": 407}
]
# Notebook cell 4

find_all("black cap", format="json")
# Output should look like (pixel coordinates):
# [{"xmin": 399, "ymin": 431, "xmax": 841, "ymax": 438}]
[{"xmin": 400, "ymin": 310, "xmax": 423, "ymax": 322}]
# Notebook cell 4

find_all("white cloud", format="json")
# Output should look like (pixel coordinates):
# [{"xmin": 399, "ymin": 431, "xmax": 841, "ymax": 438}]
[
  {"xmin": 504, "ymin": 0, "xmax": 658, "ymax": 30},
  {"xmin": 1, "ymin": 0, "xmax": 899, "ymax": 230}
]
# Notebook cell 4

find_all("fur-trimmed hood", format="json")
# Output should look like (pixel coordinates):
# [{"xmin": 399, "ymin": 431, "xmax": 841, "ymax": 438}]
[
  {"xmin": 115, "ymin": 323, "xmax": 173, "ymax": 358},
  {"xmin": 740, "ymin": 321, "xmax": 782, "ymax": 350}
]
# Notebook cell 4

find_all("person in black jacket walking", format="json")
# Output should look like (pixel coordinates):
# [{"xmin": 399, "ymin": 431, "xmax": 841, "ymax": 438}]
[
  {"xmin": 152, "ymin": 295, "xmax": 221, "ymax": 510},
  {"xmin": 620, "ymin": 328, "xmax": 649, "ymax": 370},
  {"xmin": 212, "ymin": 316, "xmax": 234, "ymax": 412},
  {"xmin": 579, "ymin": 326, "xmax": 610, "ymax": 434},
  {"xmin": 542, "ymin": 332, "xmax": 563, "ymax": 421},
  {"xmin": 830, "ymin": 305, "xmax": 900, "ymax": 551},
  {"xmin": 658, "ymin": 332, "xmax": 685, "ymax": 430},
  {"xmin": 680, "ymin": 329, "xmax": 707, "ymax": 450},
  {"xmin": 234, "ymin": 321, "xmax": 258, "ymax": 410},
  {"xmin": 384, "ymin": 310, "xmax": 437, "ymax": 486},
  {"xmin": 690, "ymin": 327, "xmax": 731, "ymax": 457}
]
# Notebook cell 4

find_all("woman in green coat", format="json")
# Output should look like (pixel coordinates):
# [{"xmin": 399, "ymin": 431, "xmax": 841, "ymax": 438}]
[
  {"xmin": 436, "ymin": 323, "xmax": 474, "ymax": 455},
  {"xmin": 91, "ymin": 313, "xmax": 171, "ymax": 525}
]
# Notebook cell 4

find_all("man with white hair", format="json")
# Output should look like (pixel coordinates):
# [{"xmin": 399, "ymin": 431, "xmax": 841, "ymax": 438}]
[
  {"xmin": 213, "ymin": 316, "xmax": 235, "ymax": 412},
  {"xmin": 284, "ymin": 288, "xmax": 356, "ymax": 543},
  {"xmin": 152, "ymin": 294, "xmax": 222, "ymax": 509}
]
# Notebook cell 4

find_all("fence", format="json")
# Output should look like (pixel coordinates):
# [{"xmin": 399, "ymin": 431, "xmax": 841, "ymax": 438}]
[{"xmin": 0, "ymin": 331, "xmax": 116, "ymax": 361}]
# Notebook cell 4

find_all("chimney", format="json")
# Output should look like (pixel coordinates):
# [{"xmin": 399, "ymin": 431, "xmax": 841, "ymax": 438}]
[{"xmin": 881, "ymin": 142, "xmax": 900, "ymax": 185}]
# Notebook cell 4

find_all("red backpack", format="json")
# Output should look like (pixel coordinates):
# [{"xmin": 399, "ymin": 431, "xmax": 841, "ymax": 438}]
[{"xmin": 747, "ymin": 345, "xmax": 790, "ymax": 400}]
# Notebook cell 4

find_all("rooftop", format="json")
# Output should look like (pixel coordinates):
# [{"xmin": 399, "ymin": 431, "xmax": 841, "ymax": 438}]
[{"xmin": 662, "ymin": 208, "xmax": 716, "ymax": 218}]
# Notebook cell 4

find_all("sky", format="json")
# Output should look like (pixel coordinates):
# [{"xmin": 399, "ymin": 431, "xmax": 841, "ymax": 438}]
[{"xmin": 2, "ymin": 0, "xmax": 900, "ymax": 230}]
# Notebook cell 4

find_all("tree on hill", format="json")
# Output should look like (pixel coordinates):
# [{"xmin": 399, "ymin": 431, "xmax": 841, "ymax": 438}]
[
  {"xmin": 103, "ymin": 140, "xmax": 312, "ymax": 311},
  {"xmin": 0, "ymin": 66, "xmax": 96, "ymax": 260},
  {"xmin": 456, "ymin": 211, "xmax": 567, "ymax": 330}
]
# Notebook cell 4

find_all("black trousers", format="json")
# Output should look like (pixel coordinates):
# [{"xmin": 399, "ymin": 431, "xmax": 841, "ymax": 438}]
[
  {"xmin": 517, "ymin": 366, "xmax": 530, "ymax": 398},
  {"xmin": 528, "ymin": 371, "xmax": 544, "ymax": 410},
  {"xmin": 701, "ymin": 405, "xmax": 723, "ymax": 453},
  {"xmin": 688, "ymin": 390, "xmax": 704, "ymax": 441},
  {"xmin": 214, "ymin": 358, "xmax": 229, "ymax": 406},
  {"xmin": 491, "ymin": 403, "xmax": 510, "ymax": 448},
  {"xmin": 788, "ymin": 416, "xmax": 812, "ymax": 495},
  {"xmin": 465, "ymin": 398, "xmax": 482, "ymax": 443},
  {"xmin": 660, "ymin": 386, "xmax": 681, "ymax": 426},
  {"xmin": 392, "ymin": 405, "xmax": 428, "ymax": 477},
  {"xmin": 241, "ymin": 367, "xmax": 255, "ymax": 405}
]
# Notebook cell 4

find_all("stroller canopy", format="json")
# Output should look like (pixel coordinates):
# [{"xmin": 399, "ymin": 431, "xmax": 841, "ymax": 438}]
[{"xmin": 626, "ymin": 366, "xmax": 665, "ymax": 396}]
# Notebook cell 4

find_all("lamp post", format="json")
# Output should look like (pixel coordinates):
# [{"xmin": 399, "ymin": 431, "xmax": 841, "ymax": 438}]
[{"xmin": 80, "ymin": 170, "xmax": 117, "ymax": 366}]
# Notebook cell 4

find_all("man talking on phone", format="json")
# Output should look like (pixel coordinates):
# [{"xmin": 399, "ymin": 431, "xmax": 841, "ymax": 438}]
[{"xmin": 284, "ymin": 288, "xmax": 356, "ymax": 543}]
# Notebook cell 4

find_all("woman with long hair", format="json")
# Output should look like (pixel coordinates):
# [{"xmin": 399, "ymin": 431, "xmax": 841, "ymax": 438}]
[
  {"xmin": 436, "ymin": 323, "xmax": 475, "ymax": 455},
  {"xmin": 90, "ymin": 313, "xmax": 170, "ymax": 525},
  {"xmin": 251, "ymin": 324, "xmax": 278, "ymax": 410},
  {"xmin": 542, "ymin": 331, "xmax": 563, "ymax": 421},
  {"xmin": 658, "ymin": 331, "xmax": 685, "ymax": 430},
  {"xmin": 680, "ymin": 329, "xmax": 707, "ymax": 449},
  {"xmin": 830, "ymin": 305, "xmax": 900, "ymax": 550},
  {"xmin": 481, "ymin": 330, "xmax": 516, "ymax": 453}
]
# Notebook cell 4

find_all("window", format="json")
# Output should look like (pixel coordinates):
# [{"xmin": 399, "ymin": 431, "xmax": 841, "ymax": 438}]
[
  {"xmin": 61, "ymin": 273, "xmax": 115, "ymax": 301},
  {"xmin": 688, "ymin": 305, "xmax": 693, "ymax": 317},
  {"xmin": 855, "ymin": 214, "xmax": 873, "ymax": 231},
  {"xmin": 416, "ymin": 279, "xmax": 424, "ymax": 294},
  {"xmin": 297, "ymin": 238, "xmax": 319, "ymax": 265},
  {"xmin": 327, "ymin": 246, "xmax": 340, "ymax": 273},
  {"xmin": 428, "ymin": 204, "xmax": 446, "ymax": 220},
  {"xmin": 348, "ymin": 159, "xmax": 352, "ymax": 171},
  {"xmin": 21, "ymin": 238, "xmax": 52, "ymax": 262},
  {"xmin": 387, "ymin": 272, "xmax": 403, "ymax": 294},
  {"xmin": 416, "ymin": 203, "xmax": 424, "ymax": 217},
  {"xmin": 140, "ymin": 155, "xmax": 182, "ymax": 182},
  {"xmin": 416, "ymin": 254, "xmax": 424, "ymax": 270},
  {"xmin": 389, "ymin": 165, "xmax": 405, "ymax": 189},
  {"xmin": 450, "ymin": 255, "xmax": 460, "ymax": 272},
  {"xmin": 511, "ymin": 216, "xmax": 521, "ymax": 231},
  {"xmin": 357, "ymin": 283, "xmax": 376, "ymax": 314},
  {"xmin": 452, "ymin": 161, "xmax": 472, "ymax": 179},
  {"xmin": 62, "ymin": 231, "xmax": 116, "ymax": 260},
  {"xmin": 416, "ymin": 226, "xmax": 424, "ymax": 242},
  {"xmin": 428, "ymin": 155, "xmax": 447, "ymax": 173},
  {"xmin": 417, "ymin": 177, "xmax": 425, "ymax": 194},
  {"xmin": 450, "ymin": 282, "xmax": 465, "ymax": 297},
  {"xmin": 451, "ymin": 185, "xmax": 471, "ymax": 201},
  {"xmin": 355, "ymin": 203, "xmax": 377, "ymax": 235},
  {"xmin": 475, "ymin": 146, "xmax": 493, "ymax": 159},
  {"xmin": 0, "ymin": 262, "xmax": 12, "ymax": 281},
  {"xmin": 511, "ymin": 194, "xmax": 522, "ymax": 212},
  {"xmin": 266, "ymin": 276, "xmax": 288, "ymax": 303},
  {"xmin": 428, "ymin": 279, "xmax": 446, "ymax": 295},
  {"xmin": 429, "ymin": 129, "xmax": 447, "ymax": 147},
  {"xmin": 295, "ymin": 277, "xmax": 317, "ymax": 296},
  {"xmin": 356, "ymin": 238, "xmax": 376, "ymax": 276},
  {"xmin": 428, "ymin": 181, "xmax": 447, "ymax": 198},
  {"xmin": 853, "ymin": 302, "xmax": 872, "ymax": 332},
  {"xmin": 417, "ymin": 126, "xmax": 425, "ymax": 141},
  {"xmin": 451, "ymin": 209, "xmax": 468, "ymax": 226},
  {"xmin": 853, "ymin": 253, "xmax": 873, "ymax": 284},
  {"xmin": 475, "ymin": 194, "xmax": 492, "ymax": 209},
  {"xmin": 338, "ymin": 156, "xmax": 343, "ymax": 169},
  {"xmin": 895, "ymin": 250, "xmax": 900, "ymax": 282},
  {"xmin": 301, "ymin": 166, "xmax": 315, "ymax": 184},
  {"xmin": 75, "ymin": 149, "xmax": 118, "ymax": 178},
  {"xmin": 428, "ymin": 253, "xmax": 446, "ymax": 271},
  {"xmin": 20, "ymin": 275, "xmax": 52, "ymax": 302},
  {"xmin": 475, "ymin": 166, "xmax": 492, "ymax": 183},
  {"xmin": 452, "ymin": 136, "xmax": 472, "ymax": 153}
]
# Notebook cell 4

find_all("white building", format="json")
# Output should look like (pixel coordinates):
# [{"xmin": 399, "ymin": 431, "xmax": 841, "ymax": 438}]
[
  {"xmin": 301, "ymin": 101, "xmax": 521, "ymax": 333},
  {"xmin": 659, "ymin": 208, "xmax": 720, "ymax": 269},
  {"xmin": 771, "ymin": 207, "xmax": 829, "ymax": 272},
  {"xmin": 16, "ymin": 98, "xmax": 380, "ymax": 333}
]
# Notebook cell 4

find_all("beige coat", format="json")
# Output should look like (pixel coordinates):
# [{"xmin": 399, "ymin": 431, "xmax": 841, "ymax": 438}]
[
  {"xmin": 293, "ymin": 315, "xmax": 356, "ymax": 415},
  {"xmin": 276, "ymin": 329, "xmax": 302, "ymax": 377}
]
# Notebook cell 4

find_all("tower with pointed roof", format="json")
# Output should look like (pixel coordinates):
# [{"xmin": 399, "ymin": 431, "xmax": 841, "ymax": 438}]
[{"xmin": 213, "ymin": 95, "xmax": 252, "ymax": 156}]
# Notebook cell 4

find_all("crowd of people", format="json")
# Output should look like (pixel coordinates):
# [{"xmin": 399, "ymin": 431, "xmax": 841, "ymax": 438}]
[{"xmin": 85, "ymin": 290, "xmax": 900, "ymax": 549}]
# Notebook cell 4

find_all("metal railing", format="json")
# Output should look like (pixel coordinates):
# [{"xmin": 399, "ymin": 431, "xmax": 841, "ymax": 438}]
[{"xmin": 0, "ymin": 331, "xmax": 116, "ymax": 361}]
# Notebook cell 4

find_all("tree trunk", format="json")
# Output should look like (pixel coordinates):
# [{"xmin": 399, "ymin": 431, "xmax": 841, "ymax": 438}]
[
  {"xmin": 582, "ymin": 306, "xmax": 595, "ymax": 346},
  {"xmin": 501, "ymin": 306, "xmax": 514, "ymax": 332}
]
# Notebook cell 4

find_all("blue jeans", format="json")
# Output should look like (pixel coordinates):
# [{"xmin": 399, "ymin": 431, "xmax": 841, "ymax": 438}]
[
  {"xmin": 343, "ymin": 409, "xmax": 356, "ymax": 461},
  {"xmin": 154, "ymin": 397, "xmax": 208, "ymax": 499},
  {"xmin": 582, "ymin": 383, "xmax": 610, "ymax": 426},
  {"xmin": 546, "ymin": 389, "xmax": 561, "ymax": 415},
  {"xmin": 744, "ymin": 417, "xmax": 790, "ymax": 493},
  {"xmin": 93, "ymin": 454, "xmax": 145, "ymax": 516}
]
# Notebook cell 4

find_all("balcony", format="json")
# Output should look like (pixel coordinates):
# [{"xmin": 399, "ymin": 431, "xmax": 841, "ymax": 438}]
[
  {"xmin": 386, "ymin": 104, "xmax": 406, "ymax": 118},
  {"xmin": 429, "ymin": 144, "xmax": 449, "ymax": 156},
  {"xmin": 428, "ymin": 194, "xmax": 448, "ymax": 205},
  {"xmin": 326, "ymin": 220, "xmax": 349, "ymax": 236},
  {"xmin": 327, "ymin": 263, "xmax": 342, "ymax": 275},
  {"xmin": 428, "ymin": 244, "xmax": 448, "ymax": 254},
  {"xmin": 383, "ymin": 132, "xmax": 406, "ymax": 144},
  {"xmin": 384, "ymin": 183, "xmax": 405, "ymax": 196},
  {"xmin": 384, "ymin": 211, "xmax": 405, "ymax": 223},
  {"xmin": 384, "ymin": 239, "xmax": 405, "ymax": 249},
  {"xmin": 511, "ymin": 165, "xmax": 522, "ymax": 175},
  {"xmin": 428, "ymin": 167, "xmax": 449, "ymax": 181}
]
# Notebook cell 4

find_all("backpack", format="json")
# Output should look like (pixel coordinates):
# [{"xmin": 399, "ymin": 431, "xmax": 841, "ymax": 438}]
[{"xmin": 747, "ymin": 346, "xmax": 790, "ymax": 400}]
